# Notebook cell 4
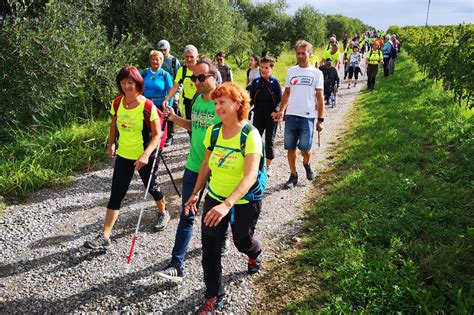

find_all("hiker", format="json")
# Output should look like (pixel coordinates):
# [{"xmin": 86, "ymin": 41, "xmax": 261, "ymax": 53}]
[
  {"xmin": 162, "ymin": 45, "xmax": 198, "ymax": 122},
  {"xmin": 83, "ymin": 66, "xmax": 168, "ymax": 250},
  {"xmin": 319, "ymin": 58, "xmax": 339, "ymax": 104},
  {"xmin": 215, "ymin": 52, "xmax": 233, "ymax": 83},
  {"xmin": 249, "ymin": 55, "xmax": 282, "ymax": 176},
  {"xmin": 156, "ymin": 57, "xmax": 230, "ymax": 282},
  {"xmin": 347, "ymin": 45, "xmax": 362, "ymax": 88},
  {"xmin": 389, "ymin": 34, "xmax": 399, "ymax": 75},
  {"xmin": 383, "ymin": 35, "xmax": 393, "ymax": 77},
  {"xmin": 343, "ymin": 42, "xmax": 355, "ymax": 80},
  {"xmin": 246, "ymin": 54, "xmax": 260, "ymax": 90},
  {"xmin": 343, "ymin": 32, "xmax": 348, "ymax": 50},
  {"xmin": 272, "ymin": 40, "xmax": 324, "ymax": 189},
  {"xmin": 157, "ymin": 39, "xmax": 181, "ymax": 146},
  {"xmin": 366, "ymin": 42, "xmax": 383, "ymax": 91},
  {"xmin": 185, "ymin": 82, "xmax": 264, "ymax": 313},
  {"xmin": 321, "ymin": 44, "xmax": 341, "ymax": 69},
  {"xmin": 142, "ymin": 50, "xmax": 173, "ymax": 111}
]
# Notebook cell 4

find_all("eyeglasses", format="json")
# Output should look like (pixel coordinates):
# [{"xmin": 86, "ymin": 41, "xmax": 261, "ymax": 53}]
[{"xmin": 190, "ymin": 74, "xmax": 213, "ymax": 82}]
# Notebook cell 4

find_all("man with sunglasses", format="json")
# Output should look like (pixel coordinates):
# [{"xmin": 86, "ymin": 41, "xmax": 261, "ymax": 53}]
[{"xmin": 156, "ymin": 57, "xmax": 223, "ymax": 282}]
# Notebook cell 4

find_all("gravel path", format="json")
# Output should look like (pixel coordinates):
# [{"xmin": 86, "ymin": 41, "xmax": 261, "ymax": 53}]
[{"xmin": 0, "ymin": 64, "xmax": 366, "ymax": 313}]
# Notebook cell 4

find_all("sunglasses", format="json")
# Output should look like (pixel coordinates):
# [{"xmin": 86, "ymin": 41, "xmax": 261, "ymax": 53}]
[{"xmin": 190, "ymin": 74, "xmax": 213, "ymax": 82}]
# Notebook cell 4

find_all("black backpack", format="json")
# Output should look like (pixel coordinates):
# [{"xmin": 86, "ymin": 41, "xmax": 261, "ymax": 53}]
[{"xmin": 389, "ymin": 43, "xmax": 397, "ymax": 58}]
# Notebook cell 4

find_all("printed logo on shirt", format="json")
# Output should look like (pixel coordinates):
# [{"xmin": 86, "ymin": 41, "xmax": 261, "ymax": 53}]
[
  {"xmin": 291, "ymin": 76, "xmax": 314, "ymax": 86},
  {"xmin": 117, "ymin": 114, "xmax": 136, "ymax": 133},
  {"xmin": 192, "ymin": 111, "xmax": 217, "ymax": 130}
]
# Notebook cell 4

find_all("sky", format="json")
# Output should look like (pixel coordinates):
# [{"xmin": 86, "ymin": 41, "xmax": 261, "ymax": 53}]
[{"xmin": 282, "ymin": 0, "xmax": 474, "ymax": 30}]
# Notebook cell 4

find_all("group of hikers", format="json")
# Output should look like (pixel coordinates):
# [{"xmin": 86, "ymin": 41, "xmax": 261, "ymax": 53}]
[{"xmin": 82, "ymin": 32, "xmax": 398, "ymax": 313}]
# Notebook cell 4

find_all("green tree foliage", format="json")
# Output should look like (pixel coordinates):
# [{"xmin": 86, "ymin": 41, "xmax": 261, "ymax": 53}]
[
  {"xmin": 390, "ymin": 24, "xmax": 474, "ymax": 108},
  {"xmin": 325, "ymin": 14, "xmax": 369, "ymax": 40},
  {"xmin": 290, "ymin": 5, "xmax": 326, "ymax": 48},
  {"xmin": 0, "ymin": 0, "xmax": 146, "ymax": 141}
]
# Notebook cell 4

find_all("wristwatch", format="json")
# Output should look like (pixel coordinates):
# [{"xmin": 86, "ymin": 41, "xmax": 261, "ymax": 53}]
[{"xmin": 317, "ymin": 117, "xmax": 325, "ymax": 122}]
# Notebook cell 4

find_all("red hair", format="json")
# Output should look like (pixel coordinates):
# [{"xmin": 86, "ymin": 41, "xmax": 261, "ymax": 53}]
[
  {"xmin": 116, "ymin": 66, "xmax": 144, "ymax": 95},
  {"xmin": 211, "ymin": 82, "xmax": 250, "ymax": 121}
]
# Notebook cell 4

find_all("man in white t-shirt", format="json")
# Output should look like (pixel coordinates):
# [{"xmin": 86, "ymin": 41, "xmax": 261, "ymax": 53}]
[{"xmin": 272, "ymin": 40, "xmax": 324, "ymax": 189}]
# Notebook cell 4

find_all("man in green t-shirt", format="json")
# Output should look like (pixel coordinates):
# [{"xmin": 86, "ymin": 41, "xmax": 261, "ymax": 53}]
[
  {"xmin": 321, "ymin": 44, "xmax": 341, "ymax": 69},
  {"xmin": 155, "ymin": 57, "xmax": 222, "ymax": 282}
]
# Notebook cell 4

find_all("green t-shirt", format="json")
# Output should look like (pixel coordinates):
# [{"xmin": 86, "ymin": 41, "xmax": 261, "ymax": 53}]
[
  {"xmin": 322, "ymin": 50, "xmax": 340, "ymax": 65},
  {"xmin": 174, "ymin": 66, "xmax": 197, "ymax": 100},
  {"xmin": 109, "ymin": 98, "xmax": 159, "ymax": 160},
  {"xmin": 203, "ymin": 125, "xmax": 262, "ymax": 205},
  {"xmin": 185, "ymin": 95, "xmax": 220, "ymax": 172}
]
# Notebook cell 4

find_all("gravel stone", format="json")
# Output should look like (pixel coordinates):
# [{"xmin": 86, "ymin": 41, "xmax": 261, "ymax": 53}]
[{"xmin": 0, "ymin": 65, "xmax": 365, "ymax": 313}]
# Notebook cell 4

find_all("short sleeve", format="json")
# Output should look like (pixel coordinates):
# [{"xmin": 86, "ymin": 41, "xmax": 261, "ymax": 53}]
[
  {"xmin": 244, "ymin": 128, "xmax": 263, "ymax": 157},
  {"xmin": 315, "ymin": 69, "xmax": 324, "ymax": 90},
  {"xmin": 174, "ymin": 67, "xmax": 183, "ymax": 84},
  {"xmin": 149, "ymin": 103, "xmax": 159, "ymax": 122},
  {"xmin": 203, "ymin": 125, "xmax": 213, "ymax": 149}
]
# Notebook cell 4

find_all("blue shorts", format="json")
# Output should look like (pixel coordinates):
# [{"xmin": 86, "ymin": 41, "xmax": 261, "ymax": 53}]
[{"xmin": 284, "ymin": 115, "xmax": 315, "ymax": 152}]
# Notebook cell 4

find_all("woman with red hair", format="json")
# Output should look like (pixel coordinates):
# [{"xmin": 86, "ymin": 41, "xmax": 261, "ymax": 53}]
[{"xmin": 185, "ymin": 82, "xmax": 264, "ymax": 313}]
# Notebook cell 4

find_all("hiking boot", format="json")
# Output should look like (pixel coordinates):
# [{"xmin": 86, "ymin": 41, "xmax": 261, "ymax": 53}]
[
  {"xmin": 154, "ymin": 211, "xmax": 170, "ymax": 231},
  {"xmin": 165, "ymin": 136, "xmax": 173, "ymax": 147},
  {"xmin": 221, "ymin": 237, "xmax": 230, "ymax": 256},
  {"xmin": 303, "ymin": 163, "xmax": 315, "ymax": 180},
  {"xmin": 266, "ymin": 165, "xmax": 273, "ymax": 177},
  {"xmin": 195, "ymin": 296, "xmax": 224, "ymax": 314},
  {"xmin": 83, "ymin": 234, "xmax": 111, "ymax": 250},
  {"xmin": 248, "ymin": 255, "xmax": 262, "ymax": 275},
  {"xmin": 155, "ymin": 263, "xmax": 184, "ymax": 282},
  {"xmin": 284, "ymin": 173, "xmax": 298, "ymax": 189}
]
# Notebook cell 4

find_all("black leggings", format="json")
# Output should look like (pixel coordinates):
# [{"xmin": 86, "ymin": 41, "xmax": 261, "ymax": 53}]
[
  {"xmin": 201, "ymin": 195, "xmax": 262, "ymax": 298},
  {"xmin": 107, "ymin": 155, "xmax": 163, "ymax": 210},
  {"xmin": 252, "ymin": 113, "xmax": 278, "ymax": 160}
]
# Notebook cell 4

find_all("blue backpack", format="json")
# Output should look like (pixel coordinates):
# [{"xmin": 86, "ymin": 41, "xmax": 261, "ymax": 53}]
[{"xmin": 207, "ymin": 122, "xmax": 267, "ymax": 202}]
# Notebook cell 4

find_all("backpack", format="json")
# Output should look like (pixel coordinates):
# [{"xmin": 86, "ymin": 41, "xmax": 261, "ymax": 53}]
[
  {"xmin": 112, "ymin": 96, "xmax": 168, "ymax": 151},
  {"xmin": 207, "ymin": 122, "xmax": 267, "ymax": 202},
  {"xmin": 251, "ymin": 76, "xmax": 279, "ymax": 110},
  {"xmin": 140, "ymin": 68, "xmax": 171, "ymax": 92},
  {"xmin": 389, "ymin": 43, "xmax": 397, "ymax": 58}
]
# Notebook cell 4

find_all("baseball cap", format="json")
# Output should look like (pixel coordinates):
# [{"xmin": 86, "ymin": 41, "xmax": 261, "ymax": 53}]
[
  {"xmin": 326, "ymin": 57, "xmax": 333, "ymax": 62},
  {"xmin": 157, "ymin": 39, "xmax": 170, "ymax": 50}
]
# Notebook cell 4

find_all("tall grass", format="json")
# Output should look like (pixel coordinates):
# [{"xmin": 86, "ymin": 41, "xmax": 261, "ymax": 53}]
[{"xmin": 284, "ymin": 53, "xmax": 473, "ymax": 313}]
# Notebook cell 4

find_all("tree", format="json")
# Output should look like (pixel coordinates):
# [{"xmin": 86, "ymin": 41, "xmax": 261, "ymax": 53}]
[{"xmin": 290, "ymin": 5, "xmax": 326, "ymax": 48}]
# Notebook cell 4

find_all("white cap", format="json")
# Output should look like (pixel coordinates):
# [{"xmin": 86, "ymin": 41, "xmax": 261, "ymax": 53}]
[{"xmin": 157, "ymin": 39, "xmax": 170, "ymax": 50}]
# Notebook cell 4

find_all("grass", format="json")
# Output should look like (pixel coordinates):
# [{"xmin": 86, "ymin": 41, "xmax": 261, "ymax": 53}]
[
  {"xmin": 280, "ymin": 54, "xmax": 474, "ymax": 313},
  {"xmin": 0, "ymin": 120, "xmax": 109, "ymax": 200}
]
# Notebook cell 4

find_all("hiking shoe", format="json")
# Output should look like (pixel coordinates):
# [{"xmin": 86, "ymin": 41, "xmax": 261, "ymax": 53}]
[
  {"xmin": 266, "ymin": 165, "xmax": 273, "ymax": 177},
  {"xmin": 303, "ymin": 163, "xmax": 315, "ymax": 180},
  {"xmin": 195, "ymin": 296, "xmax": 224, "ymax": 314},
  {"xmin": 221, "ymin": 237, "xmax": 230, "ymax": 256},
  {"xmin": 248, "ymin": 255, "xmax": 262, "ymax": 275},
  {"xmin": 283, "ymin": 173, "xmax": 298, "ymax": 189},
  {"xmin": 155, "ymin": 264, "xmax": 184, "ymax": 282},
  {"xmin": 165, "ymin": 136, "xmax": 173, "ymax": 147},
  {"xmin": 154, "ymin": 211, "xmax": 170, "ymax": 231},
  {"xmin": 83, "ymin": 234, "xmax": 111, "ymax": 250}
]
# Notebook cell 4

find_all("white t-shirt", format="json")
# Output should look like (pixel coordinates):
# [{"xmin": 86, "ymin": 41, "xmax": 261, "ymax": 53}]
[
  {"xmin": 247, "ymin": 68, "xmax": 260, "ymax": 86},
  {"xmin": 285, "ymin": 65, "xmax": 324, "ymax": 118},
  {"xmin": 349, "ymin": 52, "xmax": 361, "ymax": 67}
]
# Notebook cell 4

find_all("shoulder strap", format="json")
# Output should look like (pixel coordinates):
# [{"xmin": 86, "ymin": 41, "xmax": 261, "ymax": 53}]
[
  {"xmin": 113, "ymin": 96, "xmax": 123, "ymax": 116},
  {"xmin": 239, "ymin": 123, "xmax": 253, "ymax": 157},
  {"xmin": 247, "ymin": 68, "xmax": 250, "ymax": 79},
  {"xmin": 209, "ymin": 122, "xmax": 224, "ymax": 151},
  {"xmin": 179, "ymin": 64, "xmax": 188, "ymax": 84},
  {"xmin": 172, "ymin": 57, "xmax": 177, "ymax": 71},
  {"xmin": 140, "ymin": 68, "xmax": 148, "ymax": 79}
]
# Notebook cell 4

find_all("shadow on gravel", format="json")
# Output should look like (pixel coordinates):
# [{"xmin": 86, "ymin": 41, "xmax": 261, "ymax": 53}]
[
  {"xmin": 0, "ymin": 248, "xmax": 206, "ymax": 313},
  {"xmin": 158, "ymin": 270, "xmax": 249, "ymax": 313}
]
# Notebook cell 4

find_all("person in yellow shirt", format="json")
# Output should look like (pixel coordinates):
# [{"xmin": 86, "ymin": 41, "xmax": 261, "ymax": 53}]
[
  {"xmin": 185, "ymin": 82, "xmax": 264, "ymax": 313},
  {"xmin": 321, "ymin": 44, "xmax": 341, "ymax": 69},
  {"xmin": 366, "ymin": 42, "xmax": 384, "ymax": 90}
]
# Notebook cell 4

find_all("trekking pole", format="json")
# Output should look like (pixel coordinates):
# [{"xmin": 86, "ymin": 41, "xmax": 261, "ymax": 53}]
[
  {"xmin": 318, "ymin": 131, "xmax": 321, "ymax": 147},
  {"xmin": 159, "ymin": 152, "xmax": 181, "ymax": 197},
  {"xmin": 125, "ymin": 115, "xmax": 167, "ymax": 273}
]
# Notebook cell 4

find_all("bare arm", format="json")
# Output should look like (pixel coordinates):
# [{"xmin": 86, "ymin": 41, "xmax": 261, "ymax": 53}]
[
  {"xmin": 315, "ymin": 88, "xmax": 324, "ymax": 132},
  {"xmin": 163, "ymin": 104, "xmax": 192, "ymax": 131},
  {"xmin": 107, "ymin": 116, "xmax": 117, "ymax": 158},
  {"xmin": 162, "ymin": 82, "xmax": 180, "ymax": 107},
  {"xmin": 184, "ymin": 149, "xmax": 212, "ymax": 215},
  {"xmin": 271, "ymin": 87, "xmax": 290, "ymax": 121}
]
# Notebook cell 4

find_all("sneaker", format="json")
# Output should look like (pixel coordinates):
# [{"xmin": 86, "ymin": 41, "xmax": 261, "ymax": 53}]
[
  {"xmin": 154, "ymin": 211, "xmax": 170, "ymax": 231},
  {"xmin": 165, "ymin": 136, "xmax": 173, "ymax": 147},
  {"xmin": 221, "ymin": 237, "xmax": 230, "ymax": 256},
  {"xmin": 284, "ymin": 173, "xmax": 298, "ymax": 189},
  {"xmin": 266, "ymin": 165, "xmax": 273, "ymax": 177},
  {"xmin": 248, "ymin": 255, "xmax": 262, "ymax": 275},
  {"xmin": 303, "ymin": 163, "xmax": 315, "ymax": 180},
  {"xmin": 83, "ymin": 234, "xmax": 111, "ymax": 250},
  {"xmin": 195, "ymin": 296, "xmax": 224, "ymax": 314},
  {"xmin": 155, "ymin": 264, "xmax": 184, "ymax": 282}
]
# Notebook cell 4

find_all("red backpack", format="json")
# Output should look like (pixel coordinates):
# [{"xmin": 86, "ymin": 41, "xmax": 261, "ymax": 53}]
[{"xmin": 112, "ymin": 96, "xmax": 168, "ymax": 151}]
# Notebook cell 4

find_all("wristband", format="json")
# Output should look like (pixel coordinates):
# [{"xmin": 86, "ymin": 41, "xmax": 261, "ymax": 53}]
[
  {"xmin": 317, "ymin": 117, "xmax": 325, "ymax": 122},
  {"xmin": 192, "ymin": 192, "xmax": 199, "ymax": 197}
]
